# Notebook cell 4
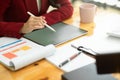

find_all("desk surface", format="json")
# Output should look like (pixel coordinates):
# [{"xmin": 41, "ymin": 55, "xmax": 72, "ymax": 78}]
[{"xmin": 0, "ymin": 4, "xmax": 120, "ymax": 80}]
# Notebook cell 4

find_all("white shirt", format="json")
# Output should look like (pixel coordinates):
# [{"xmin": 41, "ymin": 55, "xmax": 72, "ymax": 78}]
[{"xmin": 36, "ymin": 0, "xmax": 41, "ymax": 12}]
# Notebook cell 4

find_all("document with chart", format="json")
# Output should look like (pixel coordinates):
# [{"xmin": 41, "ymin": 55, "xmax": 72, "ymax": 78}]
[{"xmin": 0, "ymin": 37, "xmax": 56, "ymax": 71}]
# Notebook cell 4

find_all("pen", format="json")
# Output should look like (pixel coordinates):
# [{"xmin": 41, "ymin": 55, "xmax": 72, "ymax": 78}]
[
  {"xmin": 59, "ymin": 52, "xmax": 81, "ymax": 67},
  {"xmin": 71, "ymin": 44, "xmax": 96, "ymax": 58},
  {"xmin": 27, "ymin": 11, "xmax": 56, "ymax": 32}
]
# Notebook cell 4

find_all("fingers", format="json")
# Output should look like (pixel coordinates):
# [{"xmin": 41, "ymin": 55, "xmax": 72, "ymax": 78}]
[
  {"xmin": 20, "ymin": 16, "xmax": 46, "ymax": 34},
  {"xmin": 31, "ymin": 16, "xmax": 45, "ymax": 29}
]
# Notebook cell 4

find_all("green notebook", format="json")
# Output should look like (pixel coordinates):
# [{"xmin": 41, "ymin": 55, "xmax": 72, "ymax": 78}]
[{"xmin": 24, "ymin": 22, "xmax": 87, "ymax": 46}]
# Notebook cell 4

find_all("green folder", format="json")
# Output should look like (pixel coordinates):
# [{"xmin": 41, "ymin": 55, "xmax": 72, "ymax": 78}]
[{"xmin": 24, "ymin": 22, "xmax": 87, "ymax": 46}]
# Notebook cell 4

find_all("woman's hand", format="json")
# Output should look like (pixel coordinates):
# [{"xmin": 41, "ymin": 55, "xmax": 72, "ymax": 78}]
[{"xmin": 20, "ymin": 16, "xmax": 46, "ymax": 34}]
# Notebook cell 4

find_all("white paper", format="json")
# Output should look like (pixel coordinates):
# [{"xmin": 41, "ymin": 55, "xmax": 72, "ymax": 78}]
[
  {"xmin": 46, "ymin": 43, "xmax": 95, "ymax": 72},
  {"xmin": 10, "ymin": 44, "xmax": 56, "ymax": 70},
  {"xmin": 71, "ymin": 35, "xmax": 120, "ymax": 53},
  {"xmin": 0, "ymin": 37, "xmax": 18, "ymax": 46},
  {"xmin": 0, "ymin": 37, "xmax": 56, "ymax": 71}
]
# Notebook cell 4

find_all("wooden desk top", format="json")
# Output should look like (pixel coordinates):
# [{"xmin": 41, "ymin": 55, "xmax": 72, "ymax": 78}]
[{"xmin": 0, "ymin": 6, "xmax": 120, "ymax": 80}]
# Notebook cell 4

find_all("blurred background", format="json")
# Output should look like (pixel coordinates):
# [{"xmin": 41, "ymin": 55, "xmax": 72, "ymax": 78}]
[{"xmin": 71, "ymin": 0, "xmax": 120, "ymax": 10}]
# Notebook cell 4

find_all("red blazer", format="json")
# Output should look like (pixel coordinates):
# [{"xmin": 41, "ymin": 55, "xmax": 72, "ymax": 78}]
[{"xmin": 0, "ymin": 0, "xmax": 73, "ymax": 38}]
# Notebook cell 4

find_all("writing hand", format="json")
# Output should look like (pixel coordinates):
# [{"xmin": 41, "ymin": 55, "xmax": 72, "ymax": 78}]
[{"xmin": 20, "ymin": 16, "xmax": 46, "ymax": 34}]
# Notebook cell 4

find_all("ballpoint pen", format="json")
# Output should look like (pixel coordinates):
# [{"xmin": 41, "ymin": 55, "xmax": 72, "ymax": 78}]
[
  {"xmin": 71, "ymin": 44, "xmax": 96, "ymax": 58},
  {"xmin": 27, "ymin": 11, "xmax": 56, "ymax": 32},
  {"xmin": 59, "ymin": 52, "xmax": 81, "ymax": 67}
]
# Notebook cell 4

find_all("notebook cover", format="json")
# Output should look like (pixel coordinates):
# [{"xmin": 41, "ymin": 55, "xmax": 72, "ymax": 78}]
[
  {"xmin": 62, "ymin": 63, "xmax": 116, "ymax": 80},
  {"xmin": 24, "ymin": 22, "xmax": 87, "ymax": 46}
]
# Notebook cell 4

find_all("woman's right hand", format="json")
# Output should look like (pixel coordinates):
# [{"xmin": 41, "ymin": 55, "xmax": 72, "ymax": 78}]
[{"xmin": 20, "ymin": 16, "xmax": 46, "ymax": 34}]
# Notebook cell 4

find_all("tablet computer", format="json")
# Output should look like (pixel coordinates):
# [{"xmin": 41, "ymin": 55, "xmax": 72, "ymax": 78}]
[{"xmin": 24, "ymin": 22, "xmax": 88, "ymax": 46}]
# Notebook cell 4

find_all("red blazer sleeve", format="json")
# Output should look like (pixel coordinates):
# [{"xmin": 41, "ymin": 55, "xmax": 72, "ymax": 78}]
[
  {"xmin": 0, "ymin": 0, "xmax": 23, "ymax": 38},
  {"xmin": 0, "ymin": 22, "xmax": 24, "ymax": 38},
  {"xmin": 42, "ymin": 0, "xmax": 73, "ymax": 25}
]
